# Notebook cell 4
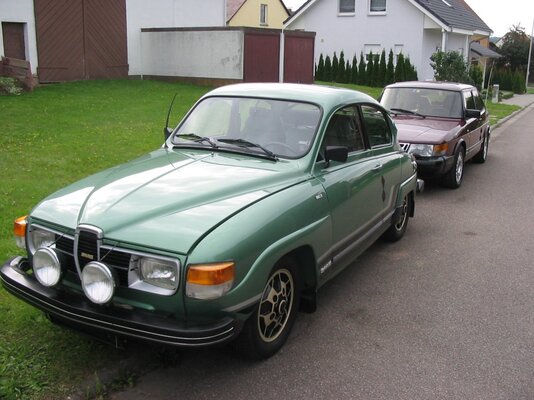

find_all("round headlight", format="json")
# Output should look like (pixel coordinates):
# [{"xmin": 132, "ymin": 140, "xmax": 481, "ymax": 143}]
[
  {"xmin": 33, "ymin": 248, "xmax": 62, "ymax": 287},
  {"xmin": 82, "ymin": 262, "xmax": 115, "ymax": 304}
]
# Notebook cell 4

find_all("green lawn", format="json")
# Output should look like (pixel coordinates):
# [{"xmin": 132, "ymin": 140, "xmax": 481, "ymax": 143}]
[
  {"xmin": 0, "ymin": 79, "xmax": 211, "ymax": 399},
  {"xmin": 0, "ymin": 79, "xmax": 522, "ymax": 399}
]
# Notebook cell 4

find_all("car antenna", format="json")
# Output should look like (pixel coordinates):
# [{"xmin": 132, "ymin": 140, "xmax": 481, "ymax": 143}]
[{"xmin": 163, "ymin": 93, "xmax": 178, "ymax": 143}]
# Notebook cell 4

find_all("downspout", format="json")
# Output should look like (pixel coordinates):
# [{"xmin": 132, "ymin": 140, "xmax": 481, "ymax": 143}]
[
  {"xmin": 279, "ymin": 25, "xmax": 286, "ymax": 83},
  {"xmin": 441, "ymin": 29, "xmax": 447, "ymax": 51}
]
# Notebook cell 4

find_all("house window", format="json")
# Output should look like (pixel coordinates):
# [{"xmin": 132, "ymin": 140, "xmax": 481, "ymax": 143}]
[
  {"xmin": 339, "ymin": 0, "xmax": 355, "ymax": 14},
  {"xmin": 260, "ymin": 4, "xmax": 268, "ymax": 25},
  {"xmin": 369, "ymin": 0, "xmax": 386, "ymax": 13},
  {"xmin": 364, "ymin": 44, "xmax": 381, "ymax": 62}
]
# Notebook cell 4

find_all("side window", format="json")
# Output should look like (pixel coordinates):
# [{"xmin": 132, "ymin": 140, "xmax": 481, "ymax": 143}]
[
  {"xmin": 324, "ymin": 106, "xmax": 365, "ymax": 152},
  {"xmin": 463, "ymin": 90, "xmax": 476, "ymax": 110},
  {"xmin": 361, "ymin": 105, "xmax": 391, "ymax": 147}
]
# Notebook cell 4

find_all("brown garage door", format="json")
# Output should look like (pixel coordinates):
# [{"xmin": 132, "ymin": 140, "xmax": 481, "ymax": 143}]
[
  {"xmin": 243, "ymin": 30, "xmax": 280, "ymax": 83},
  {"xmin": 284, "ymin": 32, "xmax": 315, "ymax": 84},
  {"xmin": 35, "ymin": 0, "xmax": 128, "ymax": 82},
  {"xmin": 2, "ymin": 22, "xmax": 26, "ymax": 60}
]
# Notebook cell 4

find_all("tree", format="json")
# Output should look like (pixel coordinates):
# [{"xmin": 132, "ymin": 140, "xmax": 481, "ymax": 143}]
[
  {"xmin": 316, "ymin": 54, "xmax": 325, "ymax": 81},
  {"xmin": 367, "ymin": 51, "xmax": 375, "ymax": 86},
  {"xmin": 378, "ymin": 49, "xmax": 387, "ymax": 87},
  {"xmin": 336, "ymin": 51, "xmax": 346, "ymax": 82},
  {"xmin": 359, "ymin": 52, "xmax": 367, "ymax": 85},
  {"xmin": 497, "ymin": 24, "xmax": 530, "ymax": 72},
  {"xmin": 385, "ymin": 49, "xmax": 395, "ymax": 84},
  {"xmin": 344, "ymin": 60, "xmax": 351, "ymax": 83},
  {"xmin": 395, "ymin": 53, "xmax": 405, "ymax": 82},
  {"xmin": 332, "ymin": 52, "xmax": 339, "ymax": 82},
  {"xmin": 430, "ymin": 50, "xmax": 472, "ymax": 83},
  {"xmin": 324, "ymin": 55, "xmax": 332, "ymax": 82},
  {"xmin": 351, "ymin": 55, "xmax": 358, "ymax": 84}
]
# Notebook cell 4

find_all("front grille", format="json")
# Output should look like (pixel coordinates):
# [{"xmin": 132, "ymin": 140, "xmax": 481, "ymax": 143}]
[{"xmin": 76, "ymin": 230, "xmax": 99, "ymax": 268}]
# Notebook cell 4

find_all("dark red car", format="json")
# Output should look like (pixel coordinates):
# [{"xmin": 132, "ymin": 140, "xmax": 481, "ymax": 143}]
[{"xmin": 380, "ymin": 81, "xmax": 490, "ymax": 188}]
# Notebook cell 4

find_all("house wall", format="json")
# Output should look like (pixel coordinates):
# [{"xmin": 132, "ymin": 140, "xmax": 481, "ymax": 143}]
[
  {"xmin": 140, "ymin": 29, "xmax": 243, "ymax": 80},
  {"xmin": 228, "ymin": 0, "xmax": 289, "ymax": 29},
  {"xmin": 286, "ymin": 0, "xmax": 427, "ymax": 79},
  {"xmin": 0, "ymin": 0, "xmax": 38, "ymax": 74},
  {"xmin": 126, "ymin": 0, "xmax": 226, "ymax": 75},
  {"xmin": 421, "ymin": 29, "xmax": 442, "ymax": 80}
]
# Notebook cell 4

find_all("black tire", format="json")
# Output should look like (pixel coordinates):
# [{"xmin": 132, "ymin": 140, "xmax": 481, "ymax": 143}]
[
  {"xmin": 383, "ymin": 194, "xmax": 411, "ymax": 242},
  {"xmin": 234, "ymin": 257, "xmax": 300, "ymax": 359},
  {"xmin": 473, "ymin": 131, "xmax": 489, "ymax": 163},
  {"xmin": 441, "ymin": 145, "xmax": 465, "ymax": 189}
]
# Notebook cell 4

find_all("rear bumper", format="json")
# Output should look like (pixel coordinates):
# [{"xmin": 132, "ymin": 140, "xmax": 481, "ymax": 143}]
[{"xmin": 1, "ymin": 257, "xmax": 242, "ymax": 347}]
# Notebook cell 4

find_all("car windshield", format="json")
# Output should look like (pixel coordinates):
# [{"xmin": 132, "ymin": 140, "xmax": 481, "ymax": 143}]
[
  {"xmin": 171, "ymin": 96, "xmax": 321, "ymax": 159},
  {"xmin": 381, "ymin": 88, "xmax": 463, "ymax": 118}
]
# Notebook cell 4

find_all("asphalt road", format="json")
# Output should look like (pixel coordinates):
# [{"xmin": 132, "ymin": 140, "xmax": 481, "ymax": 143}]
[{"xmin": 110, "ymin": 105, "xmax": 534, "ymax": 400}]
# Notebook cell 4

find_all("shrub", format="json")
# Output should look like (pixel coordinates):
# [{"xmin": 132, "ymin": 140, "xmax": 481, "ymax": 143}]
[
  {"xmin": 0, "ymin": 77, "xmax": 23, "ymax": 95},
  {"xmin": 430, "ymin": 50, "xmax": 473, "ymax": 83}
]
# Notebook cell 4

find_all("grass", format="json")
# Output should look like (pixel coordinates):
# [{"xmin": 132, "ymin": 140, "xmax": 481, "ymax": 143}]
[
  {"xmin": 0, "ymin": 78, "xmax": 522, "ymax": 399},
  {"xmin": 486, "ymin": 102, "xmax": 521, "ymax": 126},
  {"xmin": 0, "ymin": 79, "xmax": 211, "ymax": 399}
]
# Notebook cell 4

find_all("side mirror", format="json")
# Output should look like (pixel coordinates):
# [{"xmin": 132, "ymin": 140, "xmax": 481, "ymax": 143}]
[
  {"xmin": 325, "ymin": 146, "xmax": 348, "ymax": 164},
  {"xmin": 465, "ymin": 109, "xmax": 481, "ymax": 119}
]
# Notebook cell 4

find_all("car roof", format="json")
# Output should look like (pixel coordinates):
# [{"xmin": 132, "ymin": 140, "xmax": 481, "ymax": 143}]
[
  {"xmin": 204, "ymin": 83, "xmax": 379, "ymax": 110},
  {"xmin": 384, "ymin": 81, "xmax": 475, "ymax": 91}
]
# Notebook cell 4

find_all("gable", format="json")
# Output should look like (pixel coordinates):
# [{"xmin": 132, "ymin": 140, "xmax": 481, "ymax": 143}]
[
  {"xmin": 227, "ymin": 0, "xmax": 290, "ymax": 27},
  {"xmin": 286, "ymin": 0, "xmax": 491, "ymax": 34}
]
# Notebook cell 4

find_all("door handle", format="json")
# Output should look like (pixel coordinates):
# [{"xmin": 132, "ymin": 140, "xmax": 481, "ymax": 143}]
[{"xmin": 372, "ymin": 164, "xmax": 382, "ymax": 171}]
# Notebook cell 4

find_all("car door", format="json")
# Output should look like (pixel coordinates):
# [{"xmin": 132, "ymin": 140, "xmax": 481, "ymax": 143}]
[
  {"xmin": 462, "ymin": 89, "xmax": 481, "ymax": 158},
  {"xmin": 360, "ymin": 104, "xmax": 401, "ymax": 221},
  {"xmin": 313, "ymin": 105, "xmax": 384, "ymax": 277}
]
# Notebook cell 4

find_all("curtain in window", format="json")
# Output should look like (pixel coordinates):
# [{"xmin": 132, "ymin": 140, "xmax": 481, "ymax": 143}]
[
  {"xmin": 339, "ymin": 0, "xmax": 355, "ymax": 13},
  {"xmin": 370, "ymin": 0, "xmax": 386, "ymax": 12}
]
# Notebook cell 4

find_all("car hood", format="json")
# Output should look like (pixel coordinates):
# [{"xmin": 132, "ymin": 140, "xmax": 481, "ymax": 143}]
[
  {"xmin": 31, "ymin": 149, "xmax": 306, "ymax": 254},
  {"xmin": 392, "ymin": 117, "xmax": 462, "ymax": 143}
]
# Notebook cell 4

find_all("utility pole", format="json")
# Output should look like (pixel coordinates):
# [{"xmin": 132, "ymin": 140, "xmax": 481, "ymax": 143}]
[{"xmin": 527, "ymin": 17, "xmax": 534, "ymax": 90}]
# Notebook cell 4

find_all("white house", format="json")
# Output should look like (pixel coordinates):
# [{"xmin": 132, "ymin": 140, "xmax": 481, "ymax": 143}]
[{"xmin": 284, "ymin": 0, "xmax": 493, "ymax": 80}]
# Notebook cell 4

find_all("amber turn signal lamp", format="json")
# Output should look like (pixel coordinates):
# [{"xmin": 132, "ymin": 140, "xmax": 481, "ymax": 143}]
[
  {"xmin": 187, "ymin": 262, "xmax": 235, "ymax": 286},
  {"xmin": 14, "ymin": 216, "xmax": 27, "ymax": 238},
  {"xmin": 433, "ymin": 143, "xmax": 449, "ymax": 154}
]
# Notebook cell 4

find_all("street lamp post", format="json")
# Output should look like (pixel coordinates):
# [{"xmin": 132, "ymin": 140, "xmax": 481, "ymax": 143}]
[{"xmin": 527, "ymin": 17, "xmax": 534, "ymax": 90}]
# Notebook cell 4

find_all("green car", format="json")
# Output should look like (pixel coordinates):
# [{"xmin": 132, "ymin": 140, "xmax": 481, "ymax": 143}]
[{"xmin": 1, "ymin": 83, "xmax": 421, "ymax": 359}]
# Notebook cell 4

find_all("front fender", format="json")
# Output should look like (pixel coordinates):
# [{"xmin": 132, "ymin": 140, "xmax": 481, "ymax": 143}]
[{"xmin": 184, "ymin": 177, "xmax": 332, "ymax": 319}]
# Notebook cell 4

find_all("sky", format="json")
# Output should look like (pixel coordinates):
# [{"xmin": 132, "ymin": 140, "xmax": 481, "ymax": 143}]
[{"xmin": 283, "ymin": 0, "xmax": 534, "ymax": 38}]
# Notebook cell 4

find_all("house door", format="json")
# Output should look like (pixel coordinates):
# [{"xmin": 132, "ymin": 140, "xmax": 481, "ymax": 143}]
[
  {"xmin": 2, "ymin": 22, "xmax": 26, "ymax": 60},
  {"xmin": 34, "ymin": 0, "xmax": 128, "ymax": 82}
]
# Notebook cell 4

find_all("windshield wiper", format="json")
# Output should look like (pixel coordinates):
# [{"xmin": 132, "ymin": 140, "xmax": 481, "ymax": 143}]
[
  {"xmin": 217, "ymin": 138, "xmax": 278, "ymax": 161},
  {"xmin": 390, "ymin": 108, "xmax": 426, "ymax": 118},
  {"xmin": 174, "ymin": 133, "xmax": 218, "ymax": 148}
]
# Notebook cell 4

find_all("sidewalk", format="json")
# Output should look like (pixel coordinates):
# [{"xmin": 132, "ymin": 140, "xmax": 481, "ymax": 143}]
[{"xmin": 500, "ymin": 93, "xmax": 534, "ymax": 107}]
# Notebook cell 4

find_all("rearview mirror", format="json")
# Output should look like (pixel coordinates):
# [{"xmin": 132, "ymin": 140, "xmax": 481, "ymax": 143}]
[{"xmin": 465, "ymin": 109, "xmax": 481, "ymax": 119}]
